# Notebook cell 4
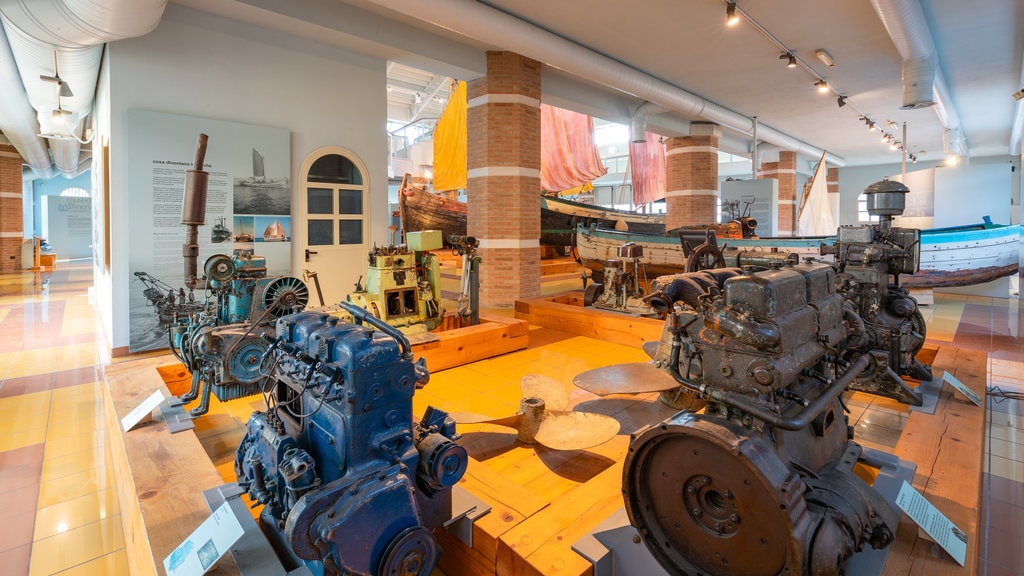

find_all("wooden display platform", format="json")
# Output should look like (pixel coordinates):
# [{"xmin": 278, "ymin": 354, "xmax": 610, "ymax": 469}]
[
  {"xmin": 439, "ymin": 345, "xmax": 987, "ymax": 576},
  {"xmin": 884, "ymin": 346, "xmax": 987, "ymax": 576},
  {"xmin": 103, "ymin": 354, "xmax": 237, "ymax": 576},
  {"xmin": 514, "ymin": 292, "xmax": 664, "ymax": 348},
  {"xmin": 100, "ymin": 293, "xmax": 986, "ymax": 576},
  {"xmin": 418, "ymin": 313, "xmax": 529, "ymax": 371}
]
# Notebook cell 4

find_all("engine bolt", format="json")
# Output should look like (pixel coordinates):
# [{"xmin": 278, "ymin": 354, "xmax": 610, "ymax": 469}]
[{"xmin": 692, "ymin": 508, "xmax": 702, "ymax": 518}]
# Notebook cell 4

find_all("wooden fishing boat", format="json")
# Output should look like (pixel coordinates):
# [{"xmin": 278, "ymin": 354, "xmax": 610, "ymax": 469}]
[
  {"xmin": 577, "ymin": 221, "xmax": 1021, "ymax": 289},
  {"xmin": 540, "ymin": 195, "xmax": 665, "ymax": 249},
  {"xmin": 398, "ymin": 179, "xmax": 467, "ymax": 244},
  {"xmin": 398, "ymin": 181, "xmax": 670, "ymax": 248}
]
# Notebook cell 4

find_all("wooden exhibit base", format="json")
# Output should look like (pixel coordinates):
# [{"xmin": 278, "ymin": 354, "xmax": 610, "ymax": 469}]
[
  {"xmin": 418, "ymin": 313, "xmax": 529, "ymax": 371},
  {"xmin": 100, "ymin": 314, "xmax": 528, "ymax": 575},
  {"xmin": 103, "ymin": 355, "xmax": 237, "ymax": 576},
  {"xmin": 100, "ymin": 294, "xmax": 985, "ymax": 576},
  {"xmin": 514, "ymin": 292, "xmax": 664, "ymax": 348}
]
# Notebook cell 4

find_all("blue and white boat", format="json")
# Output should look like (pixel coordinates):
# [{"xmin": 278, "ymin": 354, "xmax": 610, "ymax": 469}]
[{"xmin": 576, "ymin": 220, "xmax": 1020, "ymax": 288}]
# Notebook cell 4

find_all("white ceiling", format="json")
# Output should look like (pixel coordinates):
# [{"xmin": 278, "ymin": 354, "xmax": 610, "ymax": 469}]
[
  {"xmin": 9, "ymin": 0, "xmax": 1016, "ymax": 171},
  {"xmin": 366, "ymin": 0, "xmax": 1023, "ymax": 167},
  {"xmin": 191, "ymin": 0, "xmax": 1022, "ymax": 168}
]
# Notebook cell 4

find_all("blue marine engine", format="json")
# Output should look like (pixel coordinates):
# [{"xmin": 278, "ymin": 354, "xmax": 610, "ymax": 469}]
[
  {"xmin": 171, "ymin": 252, "xmax": 309, "ymax": 416},
  {"xmin": 235, "ymin": 303, "xmax": 467, "ymax": 576}
]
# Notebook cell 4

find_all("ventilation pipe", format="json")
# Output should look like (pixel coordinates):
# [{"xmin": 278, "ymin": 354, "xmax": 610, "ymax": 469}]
[
  {"xmin": 869, "ymin": 0, "xmax": 967, "ymax": 153},
  {"xmin": 0, "ymin": 24, "xmax": 50, "ymax": 172},
  {"xmin": 630, "ymin": 101, "xmax": 667, "ymax": 143},
  {"xmin": 0, "ymin": 0, "xmax": 166, "ymax": 175},
  {"xmin": 362, "ymin": 0, "xmax": 845, "ymax": 166}
]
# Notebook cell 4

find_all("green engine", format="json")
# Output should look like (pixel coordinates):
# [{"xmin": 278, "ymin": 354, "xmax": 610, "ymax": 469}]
[{"xmin": 346, "ymin": 230, "xmax": 445, "ymax": 333}]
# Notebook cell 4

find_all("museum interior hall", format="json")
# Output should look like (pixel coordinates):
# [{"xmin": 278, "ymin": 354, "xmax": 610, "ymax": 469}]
[{"xmin": 0, "ymin": 1, "xmax": 1022, "ymax": 576}]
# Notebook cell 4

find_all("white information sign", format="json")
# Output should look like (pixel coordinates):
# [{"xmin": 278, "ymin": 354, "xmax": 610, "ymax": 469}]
[
  {"xmin": 894, "ymin": 481, "xmax": 967, "ymax": 566},
  {"xmin": 121, "ymin": 390, "xmax": 166, "ymax": 432},
  {"xmin": 943, "ymin": 371, "xmax": 983, "ymax": 406},
  {"xmin": 164, "ymin": 501, "xmax": 245, "ymax": 575}
]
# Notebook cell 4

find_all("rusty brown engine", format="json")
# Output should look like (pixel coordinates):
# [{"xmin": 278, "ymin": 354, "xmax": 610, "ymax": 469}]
[{"xmin": 611, "ymin": 181, "xmax": 929, "ymax": 575}]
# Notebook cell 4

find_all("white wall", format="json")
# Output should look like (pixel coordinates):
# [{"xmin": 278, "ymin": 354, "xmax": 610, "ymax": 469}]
[{"xmin": 103, "ymin": 4, "xmax": 387, "ymax": 351}]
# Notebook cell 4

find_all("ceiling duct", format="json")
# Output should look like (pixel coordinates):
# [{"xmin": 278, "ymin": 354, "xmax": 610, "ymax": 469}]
[
  {"xmin": 630, "ymin": 101, "xmax": 667, "ymax": 143},
  {"xmin": 869, "ymin": 0, "xmax": 967, "ymax": 152},
  {"xmin": 0, "ymin": 0, "xmax": 167, "ymax": 175},
  {"xmin": 362, "ymin": 0, "xmax": 845, "ymax": 166},
  {"xmin": 0, "ymin": 23, "xmax": 50, "ymax": 172}
]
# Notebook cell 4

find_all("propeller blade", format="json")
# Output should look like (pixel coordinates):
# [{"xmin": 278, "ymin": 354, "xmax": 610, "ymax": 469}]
[
  {"xmin": 520, "ymin": 374, "xmax": 569, "ymax": 411},
  {"xmin": 533, "ymin": 411, "xmax": 620, "ymax": 450},
  {"xmin": 573, "ymin": 362, "xmax": 680, "ymax": 396},
  {"xmin": 641, "ymin": 341, "xmax": 660, "ymax": 359},
  {"xmin": 449, "ymin": 411, "xmax": 523, "ymax": 429}
]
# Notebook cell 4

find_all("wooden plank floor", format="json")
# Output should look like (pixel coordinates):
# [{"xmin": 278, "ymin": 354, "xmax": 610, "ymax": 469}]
[{"xmin": 883, "ymin": 346, "xmax": 987, "ymax": 576}]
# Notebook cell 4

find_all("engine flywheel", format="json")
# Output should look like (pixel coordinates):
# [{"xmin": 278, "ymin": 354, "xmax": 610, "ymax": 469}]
[{"xmin": 624, "ymin": 411, "xmax": 812, "ymax": 576}]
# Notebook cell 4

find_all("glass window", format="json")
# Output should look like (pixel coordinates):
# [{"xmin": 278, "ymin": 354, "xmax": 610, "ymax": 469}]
[
  {"xmin": 307, "ymin": 188, "xmax": 333, "ymax": 214},
  {"xmin": 338, "ymin": 190, "xmax": 363, "ymax": 215},
  {"xmin": 308, "ymin": 220, "xmax": 333, "ymax": 246},
  {"xmin": 308, "ymin": 154, "xmax": 363, "ymax": 184},
  {"xmin": 339, "ymin": 220, "xmax": 362, "ymax": 245},
  {"xmin": 857, "ymin": 193, "xmax": 879, "ymax": 223}
]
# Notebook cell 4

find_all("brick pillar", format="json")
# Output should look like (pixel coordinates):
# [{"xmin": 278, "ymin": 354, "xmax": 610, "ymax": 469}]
[
  {"xmin": 664, "ymin": 123, "xmax": 720, "ymax": 230},
  {"xmin": 1, "ymin": 144, "xmax": 24, "ymax": 272},
  {"xmin": 758, "ymin": 151, "xmax": 797, "ymax": 236},
  {"xmin": 466, "ymin": 52, "xmax": 541, "ymax": 307}
]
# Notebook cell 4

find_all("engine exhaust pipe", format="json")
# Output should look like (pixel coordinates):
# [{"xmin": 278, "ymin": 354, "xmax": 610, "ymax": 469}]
[{"xmin": 182, "ymin": 134, "xmax": 209, "ymax": 289}]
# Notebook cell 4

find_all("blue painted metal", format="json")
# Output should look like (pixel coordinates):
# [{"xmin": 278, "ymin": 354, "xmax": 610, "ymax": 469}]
[
  {"xmin": 169, "ymin": 252, "xmax": 309, "ymax": 417},
  {"xmin": 235, "ymin": 305, "xmax": 466, "ymax": 575}
]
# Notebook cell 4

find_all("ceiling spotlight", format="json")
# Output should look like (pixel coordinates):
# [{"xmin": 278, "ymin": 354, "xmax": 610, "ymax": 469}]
[
  {"xmin": 780, "ymin": 53, "xmax": 797, "ymax": 68},
  {"xmin": 890, "ymin": 141, "xmax": 900, "ymax": 151},
  {"xmin": 815, "ymin": 80, "xmax": 829, "ymax": 94},
  {"xmin": 726, "ymin": 2, "xmax": 739, "ymax": 26},
  {"xmin": 40, "ymin": 50, "xmax": 73, "ymax": 98},
  {"xmin": 52, "ymin": 108, "xmax": 65, "ymax": 124},
  {"xmin": 881, "ymin": 133, "xmax": 891, "ymax": 143},
  {"xmin": 910, "ymin": 154, "xmax": 918, "ymax": 163},
  {"xmin": 1014, "ymin": 88, "xmax": 1024, "ymax": 101},
  {"xmin": 837, "ymin": 95, "xmax": 847, "ymax": 107},
  {"xmin": 814, "ymin": 49, "xmax": 835, "ymax": 68},
  {"xmin": 945, "ymin": 154, "xmax": 959, "ymax": 167},
  {"xmin": 414, "ymin": 92, "xmax": 422, "ymax": 104}
]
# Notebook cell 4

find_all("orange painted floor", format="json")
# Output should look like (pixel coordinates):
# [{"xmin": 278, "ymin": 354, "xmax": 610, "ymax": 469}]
[{"xmin": 0, "ymin": 259, "xmax": 1020, "ymax": 575}]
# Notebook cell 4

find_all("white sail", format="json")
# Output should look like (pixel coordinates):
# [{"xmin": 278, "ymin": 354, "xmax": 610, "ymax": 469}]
[{"xmin": 797, "ymin": 152, "xmax": 836, "ymax": 236}]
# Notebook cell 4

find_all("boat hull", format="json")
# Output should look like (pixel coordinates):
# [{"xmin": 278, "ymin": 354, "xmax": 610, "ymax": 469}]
[
  {"xmin": 540, "ymin": 196, "xmax": 665, "ymax": 250},
  {"xmin": 399, "ymin": 187, "xmax": 668, "ymax": 249},
  {"xmin": 399, "ymin": 188, "xmax": 467, "ymax": 243},
  {"xmin": 577, "ymin": 223, "xmax": 1021, "ymax": 289}
]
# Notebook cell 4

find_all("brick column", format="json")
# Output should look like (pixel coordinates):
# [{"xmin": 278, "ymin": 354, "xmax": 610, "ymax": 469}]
[
  {"xmin": 758, "ymin": 151, "xmax": 797, "ymax": 235},
  {"xmin": 466, "ymin": 52, "xmax": 541, "ymax": 307},
  {"xmin": 664, "ymin": 123, "xmax": 720, "ymax": 230},
  {"xmin": 1, "ymin": 144, "xmax": 24, "ymax": 272}
]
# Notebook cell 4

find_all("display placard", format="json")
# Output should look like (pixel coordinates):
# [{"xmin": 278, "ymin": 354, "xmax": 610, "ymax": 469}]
[
  {"xmin": 164, "ymin": 500, "xmax": 245, "ymax": 575},
  {"xmin": 943, "ymin": 371, "xmax": 982, "ymax": 406},
  {"xmin": 894, "ymin": 481, "xmax": 967, "ymax": 566},
  {"xmin": 121, "ymin": 389, "xmax": 166, "ymax": 432}
]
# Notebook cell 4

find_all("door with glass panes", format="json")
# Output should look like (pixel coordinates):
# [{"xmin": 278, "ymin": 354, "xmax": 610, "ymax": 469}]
[{"xmin": 297, "ymin": 147, "xmax": 370, "ymax": 305}]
